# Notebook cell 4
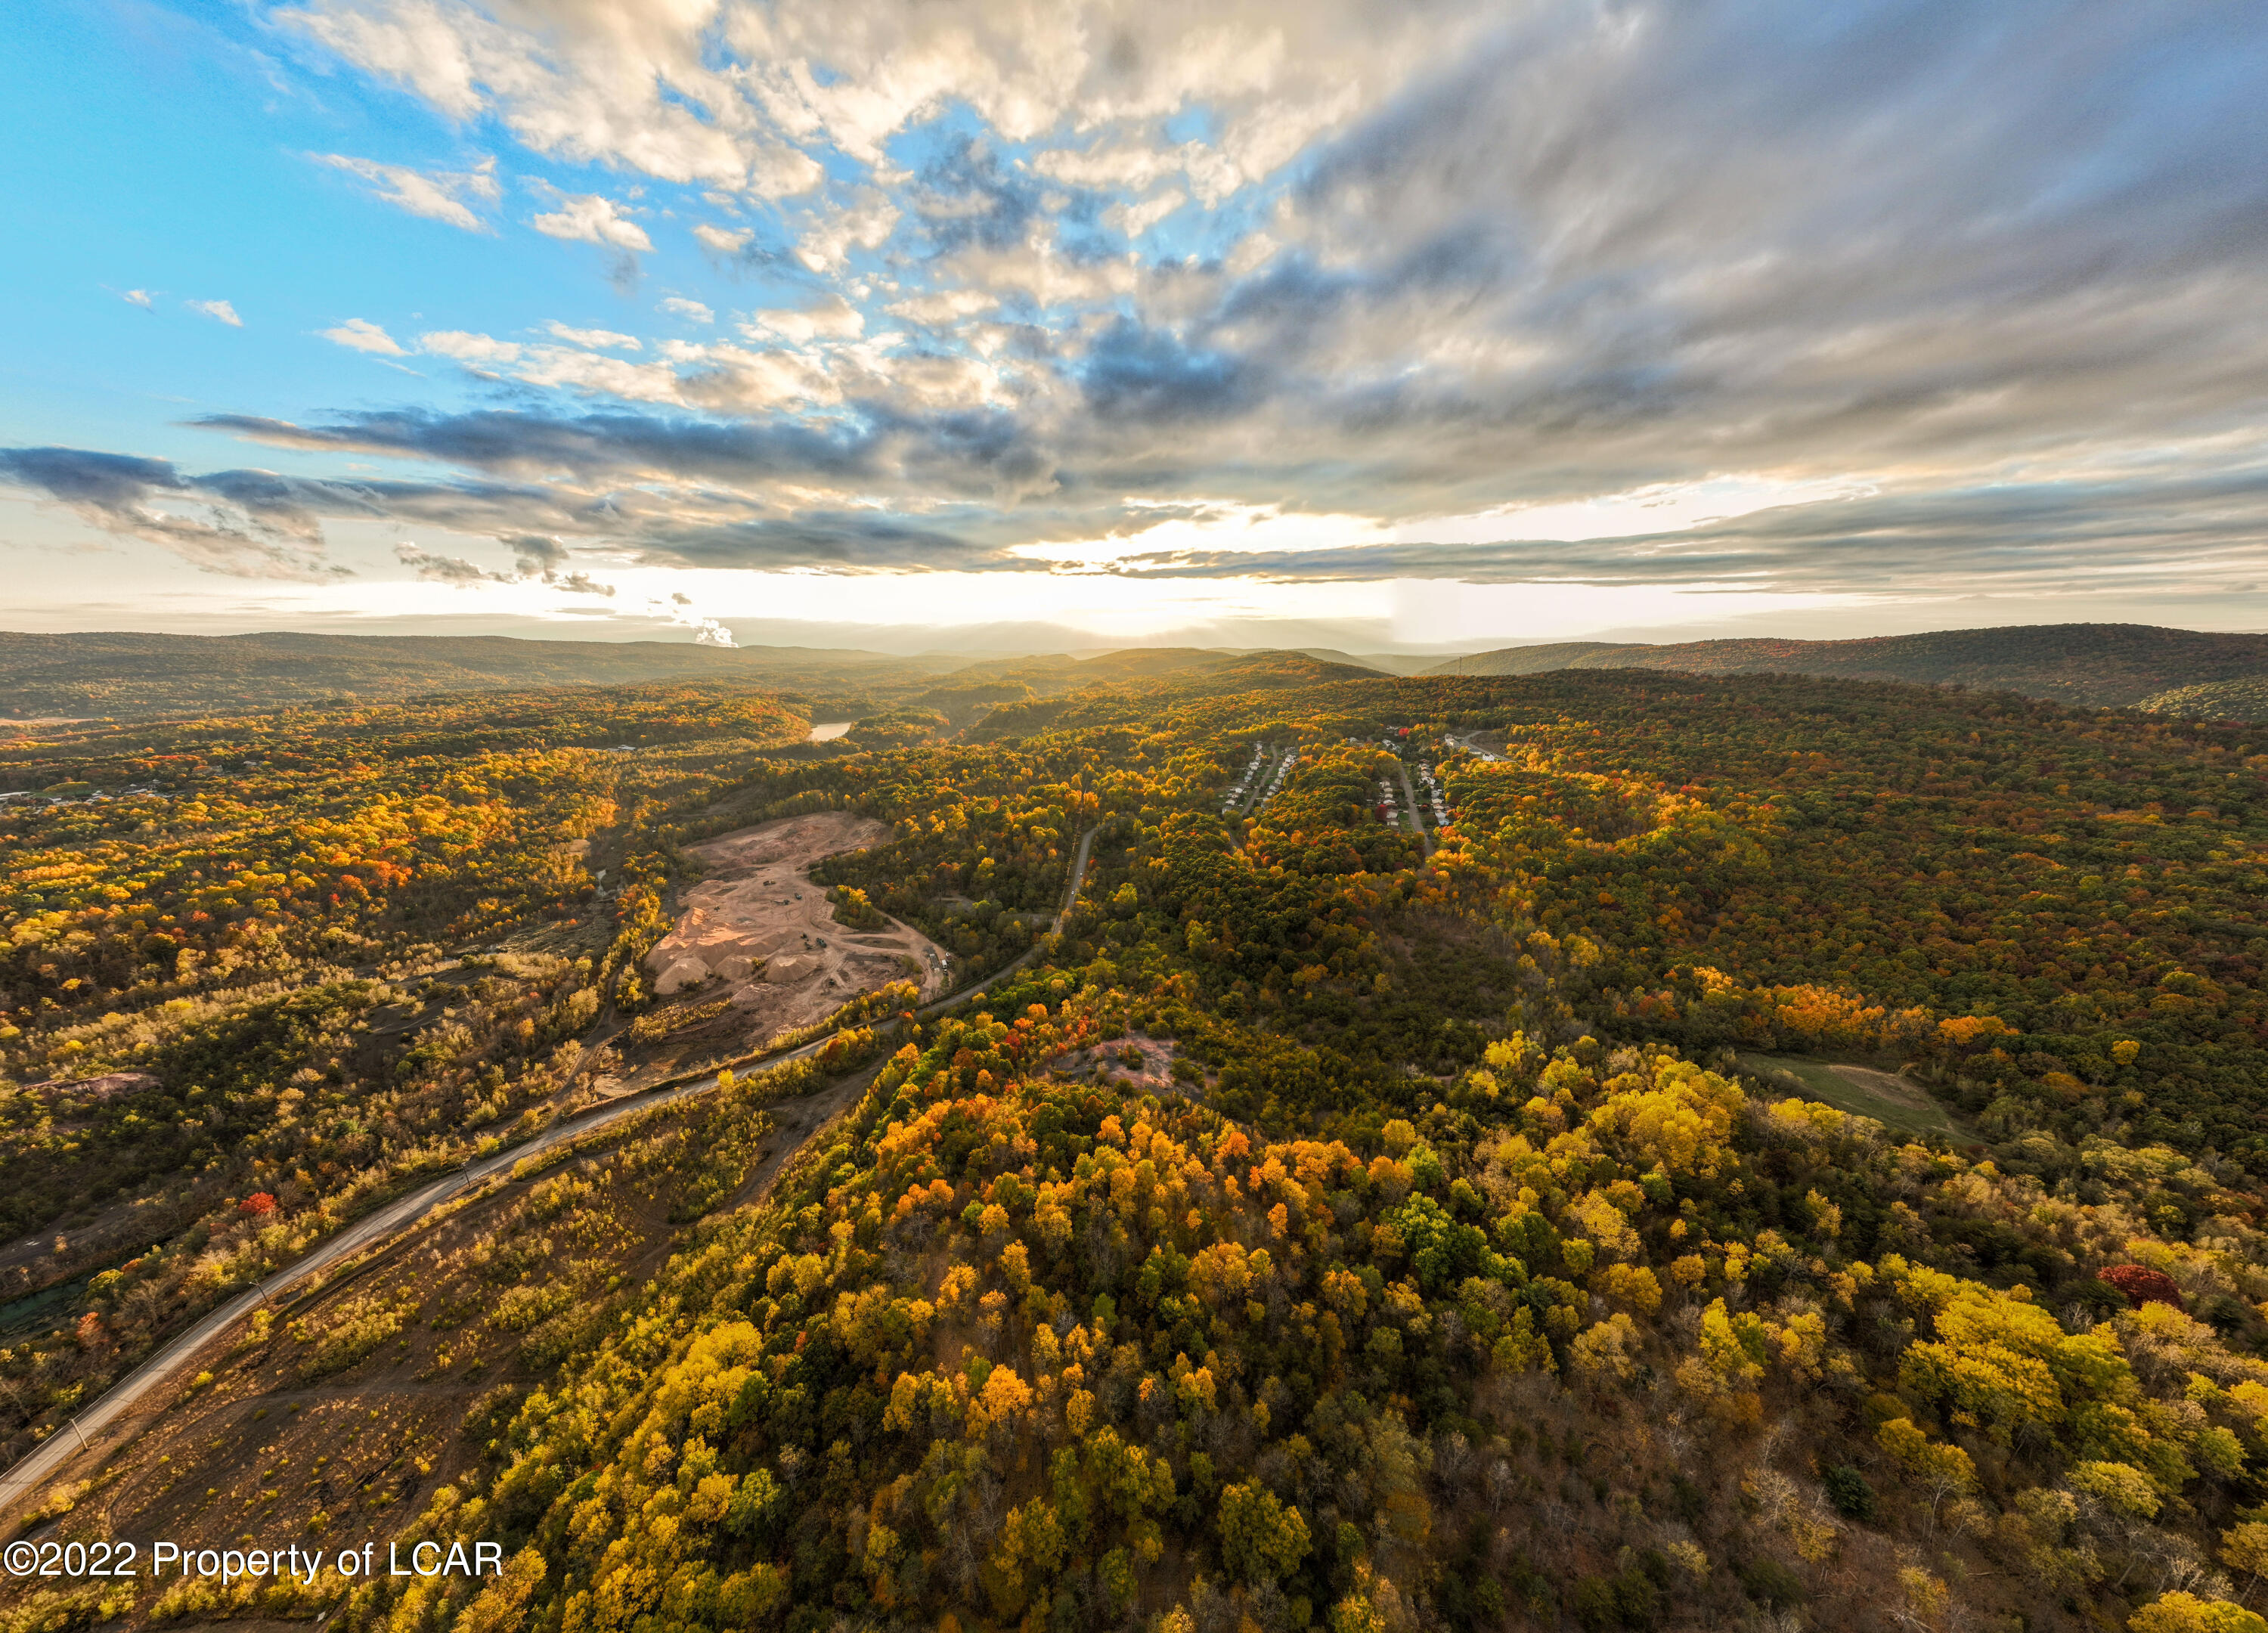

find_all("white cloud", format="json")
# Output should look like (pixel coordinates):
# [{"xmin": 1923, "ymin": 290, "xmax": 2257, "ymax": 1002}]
[
  {"xmin": 792, "ymin": 188, "xmax": 897, "ymax": 271},
  {"xmin": 410, "ymin": 327, "xmax": 802, "ymax": 406},
  {"xmin": 1012, "ymin": 502, "xmax": 1393, "ymax": 568},
  {"xmin": 321, "ymin": 318, "xmax": 407, "ymax": 355},
  {"xmin": 1032, "ymin": 139, "xmax": 1244, "ymax": 208},
  {"xmin": 420, "ymin": 329, "xmax": 524, "ymax": 364},
  {"xmin": 530, "ymin": 191, "xmax": 653, "ymax": 252},
  {"xmin": 659, "ymin": 296, "xmax": 714, "ymax": 323},
  {"xmin": 652, "ymin": 592, "xmax": 735, "ymax": 646},
  {"xmin": 1106, "ymin": 187, "xmax": 1187, "ymax": 238},
  {"xmin": 885, "ymin": 287, "xmax": 997, "ymax": 324},
  {"xmin": 692, "ymin": 223, "xmax": 751, "ymax": 254},
  {"xmin": 120, "ymin": 289, "xmax": 153, "ymax": 309},
  {"xmin": 1399, "ymin": 477, "xmax": 1880, "ymax": 546},
  {"xmin": 311, "ymin": 153, "xmax": 499, "ymax": 232},
  {"xmin": 546, "ymin": 321, "xmax": 642, "ymax": 350},
  {"xmin": 287, "ymin": 0, "xmax": 823, "ymax": 197},
  {"xmin": 186, "ymin": 299, "xmax": 243, "ymax": 327},
  {"xmin": 511, "ymin": 347, "xmax": 683, "ymax": 401},
  {"xmin": 741, "ymin": 296, "xmax": 864, "ymax": 343}
]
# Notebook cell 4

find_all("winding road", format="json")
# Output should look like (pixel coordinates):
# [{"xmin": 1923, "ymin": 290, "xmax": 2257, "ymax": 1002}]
[{"xmin": 0, "ymin": 824, "xmax": 1101, "ymax": 1523}]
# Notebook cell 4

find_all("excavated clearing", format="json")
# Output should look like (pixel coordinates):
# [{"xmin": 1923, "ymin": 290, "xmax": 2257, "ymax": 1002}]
[{"xmin": 643, "ymin": 810, "xmax": 947, "ymax": 1047}]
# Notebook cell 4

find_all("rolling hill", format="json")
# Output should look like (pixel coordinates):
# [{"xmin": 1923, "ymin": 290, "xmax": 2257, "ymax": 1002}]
[
  {"xmin": 5, "ymin": 665, "xmax": 2264, "ymax": 1633},
  {"xmin": 2136, "ymin": 674, "xmax": 2268, "ymax": 722},
  {"xmin": 1426, "ymin": 622, "xmax": 2268, "ymax": 709},
  {"xmin": 0, "ymin": 631, "xmax": 953, "ymax": 721}
]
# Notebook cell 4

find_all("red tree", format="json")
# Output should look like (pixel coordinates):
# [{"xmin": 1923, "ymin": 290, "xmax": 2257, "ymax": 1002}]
[{"xmin": 2096, "ymin": 1263, "xmax": 2183, "ymax": 1310}]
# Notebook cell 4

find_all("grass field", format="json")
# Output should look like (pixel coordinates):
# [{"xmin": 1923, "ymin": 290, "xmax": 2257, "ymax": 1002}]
[{"xmin": 1736, "ymin": 1052, "xmax": 1968, "ymax": 1142}]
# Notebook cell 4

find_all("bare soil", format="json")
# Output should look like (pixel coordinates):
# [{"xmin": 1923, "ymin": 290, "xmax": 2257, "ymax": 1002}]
[
  {"xmin": 1, "ymin": 1089, "xmax": 797, "ymax": 1625},
  {"xmin": 643, "ymin": 811, "xmax": 948, "ymax": 1049},
  {"xmin": 1046, "ymin": 1034, "xmax": 1197, "ymax": 1100},
  {"xmin": 1824, "ymin": 1062, "xmax": 1941, "ymax": 1114}
]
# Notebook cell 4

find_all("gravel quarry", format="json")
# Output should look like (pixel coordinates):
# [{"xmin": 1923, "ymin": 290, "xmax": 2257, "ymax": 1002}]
[{"xmin": 643, "ymin": 810, "xmax": 949, "ymax": 1047}]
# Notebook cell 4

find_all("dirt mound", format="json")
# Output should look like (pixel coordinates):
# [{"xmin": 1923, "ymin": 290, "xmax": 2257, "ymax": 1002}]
[
  {"xmin": 18, "ymin": 1071, "xmax": 160, "ymax": 1102},
  {"xmin": 643, "ymin": 810, "xmax": 948, "ymax": 1049}
]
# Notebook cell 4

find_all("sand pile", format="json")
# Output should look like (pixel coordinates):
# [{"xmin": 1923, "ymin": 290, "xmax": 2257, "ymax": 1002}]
[{"xmin": 643, "ymin": 810, "xmax": 949, "ymax": 1046}]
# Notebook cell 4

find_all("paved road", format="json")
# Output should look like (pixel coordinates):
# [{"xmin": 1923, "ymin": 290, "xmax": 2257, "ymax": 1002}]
[
  {"xmin": 1394, "ymin": 759, "xmax": 1435, "ymax": 857},
  {"xmin": 915, "ymin": 821, "xmax": 1098, "ymax": 1007},
  {"xmin": 1228, "ymin": 750, "xmax": 1292, "ymax": 853},
  {"xmin": 0, "ymin": 823, "xmax": 1101, "ymax": 1521},
  {"xmin": 1225, "ymin": 747, "xmax": 1281, "ymax": 821},
  {"xmin": 0, "ymin": 1052, "xmax": 759, "ymax": 1517}
]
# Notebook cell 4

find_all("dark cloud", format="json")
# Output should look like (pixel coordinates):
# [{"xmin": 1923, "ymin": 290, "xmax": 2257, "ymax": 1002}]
[
  {"xmin": 0, "ymin": 445, "xmax": 347, "ymax": 580},
  {"xmin": 198, "ymin": 408, "xmax": 889, "ymax": 485},
  {"xmin": 1244, "ymin": 0, "xmax": 2268, "ymax": 474},
  {"xmin": 21, "ymin": 2, "xmax": 2268, "ymax": 602},
  {"xmin": 912, "ymin": 137, "xmax": 1050, "ymax": 256},
  {"xmin": 394, "ymin": 542, "xmax": 496, "ymax": 587},
  {"xmin": 199, "ymin": 400, "xmax": 1058, "ymax": 505},
  {"xmin": 1077, "ymin": 318, "xmax": 1261, "ymax": 424},
  {"xmin": 1097, "ymin": 461, "xmax": 2268, "ymax": 594},
  {"xmin": 0, "ymin": 447, "xmax": 186, "ymax": 516},
  {"xmin": 2, "ymin": 435, "xmax": 1031, "ymax": 580},
  {"xmin": 633, "ymin": 509, "xmax": 1013, "ymax": 572},
  {"xmin": 503, "ymin": 532, "xmax": 571, "ymax": 575}
]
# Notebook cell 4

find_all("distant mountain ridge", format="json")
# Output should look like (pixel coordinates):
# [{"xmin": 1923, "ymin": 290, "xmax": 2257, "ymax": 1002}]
[
  {"xmin": 1425, "ymin": 623, "xmax": 2268, "ymax": 711},
  {"xmin": 0, "ymin": 631, "xmax": 957, "ymax": 720},
  {"xmin": 7, "ymin": 622, "xmax": 2266, "ymax": 724}
]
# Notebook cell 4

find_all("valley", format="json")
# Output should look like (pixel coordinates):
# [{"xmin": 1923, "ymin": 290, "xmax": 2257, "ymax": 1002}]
[{"xmin": 0, "ymin": 651, "xmax": 2263, "ymax": 1633}]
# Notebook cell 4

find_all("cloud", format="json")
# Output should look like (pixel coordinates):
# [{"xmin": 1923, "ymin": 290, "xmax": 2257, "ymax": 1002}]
[
  {"xmin": 530, "ymin": 191, "xmax": 653, "ymax": 253},
  {"xmin": 0, "ymin": 442, "xmax": 633, "ymax": 579},
  {"xmin": 25, "ymin": 0, "xmax": 2268, "ymax": 619},
  {"xmin": 394, "ymin": 541, "xmax": 495, "ymax": 586},
  {"xmin": 741, "ymin": 296, "xmax": 863, "ymax": 343},
  {"xmin": 185, "ymin": 299, "xmax": 242, "ymax": 327},
  {"xmin": 791, "ymin": 187, "xmax": 898, "ymax": 271},
  {"xmin": 286, "ymin": 0, "xmax": 822, "ymax": 196},
  {"xmin": 885, "ymin": 287, "xmax": 997, "ymax": 326},
  {"xmin": 503, "ymin": 531, "xmax": 570, "ymax": 575},
  {"xmin": 311, "ymin": 153, "xmax": 499, "ymax": 231},
  {"xmin": 546, "ymin": 321, "xmax": 641, "ymax": 350},
  {"xmin": 197, "ymin": 395, "xmax": 1060, "ymax": 506},
  {"xmin": 394, "ymin": 529, "xmax": 620, "ymax": 595},
  {"xmin": 0, "ymin": 446, "xmax": 344, "ymax": 579},
  {"xmin": 419, "ymin": 330, "xmax": 524, "ymax": 365},
  {"xmin": 1077, "ymin": 318, "xmax": 1259, "ymax": 423},
  {"xmin": 652, "ymin": 592, "xmax": 734, "ymax": 646},
  {"xmin": 119, "ymin": 289, "xmax": 153, "ymax": 310},
  {"xmin": 1105, "ymin": 187, "xmax": 1185, "ymax": 240},
  {"xmin": 321, "ymin": 318, "xmax": 407, "ymax": 355}
]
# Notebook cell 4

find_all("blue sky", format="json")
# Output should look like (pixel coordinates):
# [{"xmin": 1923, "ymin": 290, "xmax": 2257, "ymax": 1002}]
[{"xmin": 5, "ymin": 0, "xmax": 2268, "ymax": 652}]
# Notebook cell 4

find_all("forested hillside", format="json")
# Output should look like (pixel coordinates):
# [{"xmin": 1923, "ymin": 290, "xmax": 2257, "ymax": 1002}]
[
  {"xmin": 1430, "ymin": 624, "xmax": 2268, "ymax": 711},
  {"xmin": 0, "ymin": 631, "xmax": 942, "ymax": 721},
  {"xmin": 4, "ymin": 663, "xmax": 2267, "ymax": 1633},
  {"xmin": 2142, "ymin": 679, "xmax": 2268, "ymax": 724}
]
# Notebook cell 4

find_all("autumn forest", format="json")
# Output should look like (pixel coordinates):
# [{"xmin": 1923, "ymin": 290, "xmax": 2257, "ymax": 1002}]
[{"xmin": 2, "ymin": 651, "xmax": 2266, "ymax": 1633}]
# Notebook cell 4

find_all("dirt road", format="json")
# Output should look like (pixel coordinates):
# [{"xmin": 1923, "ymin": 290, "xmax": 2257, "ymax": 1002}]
[{"xmin": 0, "ymin": 823, "xmax": 1101, "ymax": 1523}]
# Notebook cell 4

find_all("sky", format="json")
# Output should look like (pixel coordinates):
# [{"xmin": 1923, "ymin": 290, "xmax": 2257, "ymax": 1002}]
[{"xmin": 4, "ymin": 0, "xmax": 2267, "ymax": 655}]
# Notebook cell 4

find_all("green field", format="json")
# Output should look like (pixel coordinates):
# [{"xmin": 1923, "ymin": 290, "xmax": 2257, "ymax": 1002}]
[{"xmin": 1737, "ymin": 1051, "xmax": 1967, "ymax": 1141}]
